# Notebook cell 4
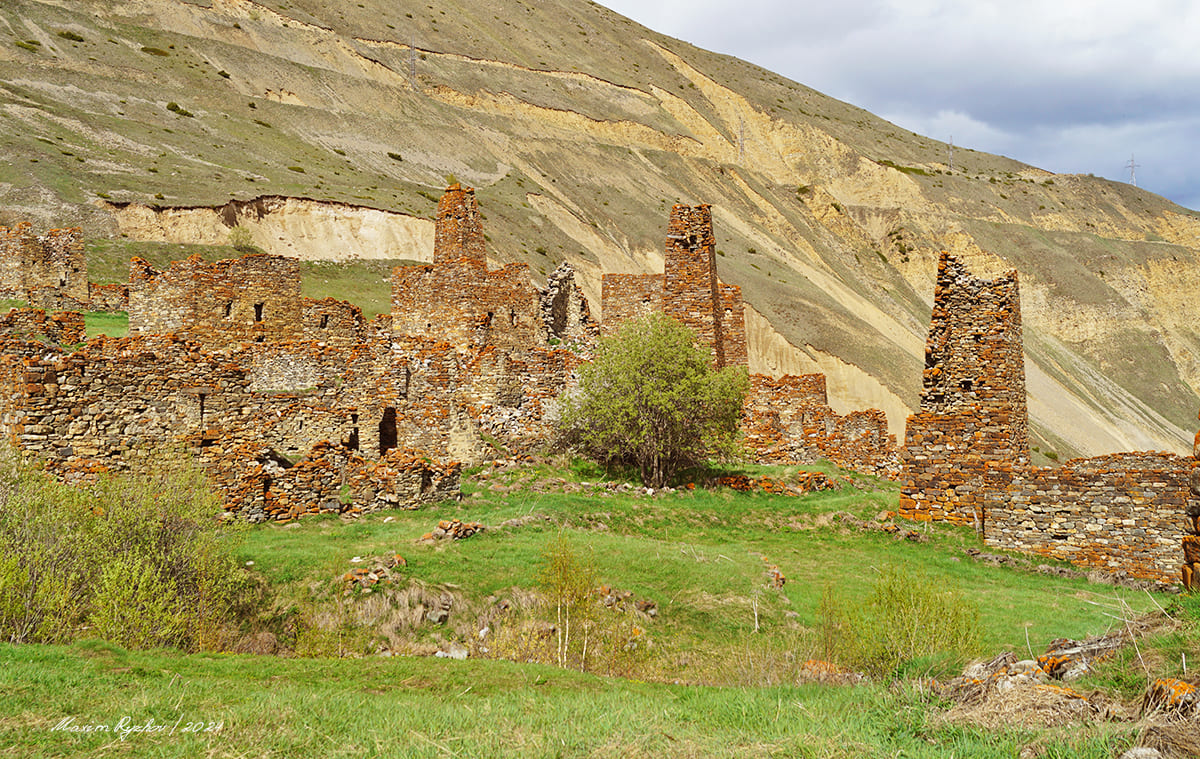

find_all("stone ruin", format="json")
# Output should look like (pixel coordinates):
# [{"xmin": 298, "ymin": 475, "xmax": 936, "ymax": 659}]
[
  {"xmin": 901, "ymin": 251, "xmax": 1198, "ymax": 587},
  {"xmin": 0, "ymin": 188, "xmax": 901, "ymax": 521},
  {"xmin": 0, "ymin": 223, "xmax": 89, "ymax": 311},
  {"xmin": 602, "ymin": 203, "xmax": 898, "ymax": 476}
]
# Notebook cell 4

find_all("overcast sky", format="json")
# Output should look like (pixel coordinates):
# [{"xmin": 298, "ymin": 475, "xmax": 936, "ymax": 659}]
[{"xmin": 597, "ymin": 0, "xmax": 1200, "ymax": 211}]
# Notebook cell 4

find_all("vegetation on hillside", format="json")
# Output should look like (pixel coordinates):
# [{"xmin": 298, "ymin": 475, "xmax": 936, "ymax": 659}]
[
  {"xmin": 557, "ymin": 313, "xmax": 748, "ymax": 487},
  {"xmin": 0, "ymin": 453, "xmax": 1196, "ymax": 756},
  {"xmin": 0, "ymin": 450, "xmax": 252, "ymax": 650}
]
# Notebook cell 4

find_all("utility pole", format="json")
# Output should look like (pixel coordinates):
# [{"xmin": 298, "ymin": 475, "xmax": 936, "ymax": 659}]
[
  {"xmin": 1126, "ymin": 154, "xmax": 1140, "ymax": 186},
  {"xmin": 948, "ymin": 135, "xmax": 954, "ymax": 172}
]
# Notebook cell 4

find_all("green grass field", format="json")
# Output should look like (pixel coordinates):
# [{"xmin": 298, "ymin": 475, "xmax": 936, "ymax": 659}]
[{"xmin": 1, "ymin": 461, "xmax": 1195, "ymax": 758}]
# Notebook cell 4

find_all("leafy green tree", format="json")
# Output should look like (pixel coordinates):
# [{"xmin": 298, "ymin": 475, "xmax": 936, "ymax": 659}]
[{"xmin": 558, "ymin": 312, "xmax": 747, "ymax": 487}]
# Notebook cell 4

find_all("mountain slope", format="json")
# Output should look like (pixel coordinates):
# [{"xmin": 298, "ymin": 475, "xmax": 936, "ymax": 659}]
[{"xmin": 3, "ymin": 0, "xmax": 1200, "ymax": 458}]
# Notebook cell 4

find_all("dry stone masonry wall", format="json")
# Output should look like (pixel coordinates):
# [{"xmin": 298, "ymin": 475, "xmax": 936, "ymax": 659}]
[
  {"xmin": 3, "ymin": 187, "xmax": 904, "ymax": 521},
  {"xmin": 0, "ymin": 224, "xmax": 89, "ymax": 311},
  {"xmin": 128, "ymin": 254, "xmax": 304, "ymax": 346},
  {"xmin": 900, "ymin": 251, "xmax": 1194, "ymax": 585},
  {"xmin": 0, "ymin": 308, "xmax": 84, "ymax": 346}
]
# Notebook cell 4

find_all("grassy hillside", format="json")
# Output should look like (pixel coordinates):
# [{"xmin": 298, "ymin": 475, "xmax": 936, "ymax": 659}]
[{"xmin": 2, "ymin": 459, "xmax": 1196, "ymax": 757}]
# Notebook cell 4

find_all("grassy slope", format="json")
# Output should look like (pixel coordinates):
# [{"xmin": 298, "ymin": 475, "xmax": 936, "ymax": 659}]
[
  {"xmin": 1, "ymin": 461, "xmax": 1184, "ymax": 758},
  {"xmin": 0, "ymin": 642, "xmax": 1138, "ymax": 758}
]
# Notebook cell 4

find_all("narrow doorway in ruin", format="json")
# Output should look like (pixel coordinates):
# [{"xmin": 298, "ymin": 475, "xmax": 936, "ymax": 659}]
[
  {"xmin": 349, "ymin": 413, "xmax": 360, "ymax": 451},
  {"xmin": 379, "ymin": 407, "xmax": 397, "ymax": 457},
  {"xmin": 254, "ymin": 303, "xmax": 264, "ymax": 322}
]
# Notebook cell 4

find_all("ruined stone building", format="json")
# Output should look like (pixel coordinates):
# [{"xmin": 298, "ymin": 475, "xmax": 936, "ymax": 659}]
[
  {"xmin": 900, "ymin": 251, "xmax": 1197, "ymax": 585},
  {"xmin": 602, "ymin": 204, "xmax": 898, "ymax": 476},
  {"xmin": 1, "ymin": 187, "xmax": 901, "ymax": 521},
  {"xmin": 0, "ymin": 187, "xmax": 598, "ymax": 522},
  {"xmin": 0, "ymin": 223, "xmax": 88, "ymax": 311},
  {"xmin": 601, "ymin": 204, "xmax": 746, "ymax": 368},
  {"xmin": 392, "ymin": 185, "xmax": 596, "ymax": 353}
]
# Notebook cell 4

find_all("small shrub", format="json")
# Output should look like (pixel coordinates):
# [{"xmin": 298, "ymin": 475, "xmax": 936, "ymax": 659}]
[
  {"xmin": 218, "ymin": 69, "xmax": 230, "ymax": 78},
  {"xmin": 288, "ymin": 166, "xmax": 305, "ymax": 173},
  {"xmin": 141, "ymin": 46, "xmax": 169, "ymax": 56},
  {"xmin": 15, "ymin": 40, "xmax": 41, "ymax": 53},
  {"xmin": 557, "ymin": 313, "xmax": 747, "ymax": 488},
  {"xmin": 166, "ymin": 102, "xmax": 194, "ymax": 118},
  {"xmin": 387, "ymin": 152, "xmax": 403, "ymax": 161},
  {"xmin": 0, "ymin": 449, "xmax": 251, "ymax": 650},
  {"xmin": 818, "ymin": 565, "xmax": 982, "ymax": 678},
  {"xmin": 227, "ymin": 225, "xmax": 258, "ymax": 253},
  {"xmin": 56, "ymin": 30, "xmax": 85, "ymax": 42},
  {"xmin": 540, "ymin": 535, "xmax": 597, "ymax": 668}
]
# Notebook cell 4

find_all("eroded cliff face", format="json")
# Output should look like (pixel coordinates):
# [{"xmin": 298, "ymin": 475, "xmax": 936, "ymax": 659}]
[
  {"xmin": 6, "ymin": 0, "xmax": 1200, "ymax": 458},
  {"xmin": 105, "ymin": 198, "xmax": 433, "ymax": 261}
]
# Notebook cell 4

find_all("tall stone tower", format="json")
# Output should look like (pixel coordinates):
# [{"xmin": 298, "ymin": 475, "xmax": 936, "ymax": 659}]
[
  {"xmin": 662, "ymin": 204, "xmax": 726, "ymax": 367},
  {"xmin": 432, "ymin": 183, "xmax": 486, "ymax": 266},
  {"xmin": 899, "ymin": 251, "xmax": 1029, "ymax": 526}
]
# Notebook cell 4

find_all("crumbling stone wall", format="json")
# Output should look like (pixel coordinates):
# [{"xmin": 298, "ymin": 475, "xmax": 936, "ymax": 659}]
[
  {"xmin": 393, "ymin": 186, "xmax": 595, "ymax": 355},
  {"xmin": 0, "ymin": 224, "xmax": 89, "ymax": 310},
  {"xmin": 0, "ymin": 224, "xmax": 28, "ymax": 299},
  {"xmin": 302, "ymin": 297, "xmax": 365, "ymax": 346},
  {"xmin": 210, "ymin": 442, "xmax": 460, "ymax": 523},
  {"xmin": 0, "ymin": 308, "xmax": 84, "ymax": 346},
  {"xmin": 984, "ymin": 453, "xmax": 1189, "ymax": 582},
  {"xmin": 128, "ymin": 254, "xmax": 303, "ymax": 346},
  {"xmin": 88, "ymin": 283, "xmax": 128, "ymax": 313},
  {"xmin": 741, "ymin": 374, "xmax": 899, "ymax": 477},
  {"xmin": 542, "ymin": 261, "xmax": 600, "ymax": 350},
  {"xmin": 900, "ymin": 251, "xmax": 1029, "ymax": 524},
  {"xmin": 899, "ymin": 251, "xmax": 1190, "ymax": 584},
  {"xmin": 0, "ymin": 333, "xmax": 254, "ymax": 461}
]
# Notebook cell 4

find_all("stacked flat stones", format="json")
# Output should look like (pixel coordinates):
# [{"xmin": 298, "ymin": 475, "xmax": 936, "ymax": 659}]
[{"xmin": 1186, "ymin": 420, "xmax": 1200, "ymax": 591}]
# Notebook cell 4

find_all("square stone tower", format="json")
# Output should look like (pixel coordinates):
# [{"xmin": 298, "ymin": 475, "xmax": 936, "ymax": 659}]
[
  {"xmin": 663, "ymin": 204, "xmax": 726, "ymax": 367},
  {"xmin": 899, "ymin": 251, "xmax": 1029, "ymax": 525},
  {"xmin": 432, "ymin": 183, "xmax": 486, "ymax": 266}
]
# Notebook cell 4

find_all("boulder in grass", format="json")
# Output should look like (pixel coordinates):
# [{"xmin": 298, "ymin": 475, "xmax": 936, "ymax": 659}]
[{"xmin": 1142, "ymin": 678, "xmax": 1199, "ymax": 717}]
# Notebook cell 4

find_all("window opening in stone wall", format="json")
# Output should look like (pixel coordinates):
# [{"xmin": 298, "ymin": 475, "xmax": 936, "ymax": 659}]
[
  {"xmin": 421, "ymin": 470, "xmax": 433, "ymax": 495},
  {"xmin": 224, "ymin": 301, "xmax": 232, "ymax": 318},
  {"xmin": 319, "ymin": 314, "xmax": 329, "ymax": 328},
  {"xmin": 509, "ymin": 307, "xmax": 517, "ymax": 327},
  {"xmin": 198, "ymin": 392, "xmax": 206, "ymax": 430},
  {"xmin": 379, "ymin": 407, "xmax": 398, "ymax": 457},
  {"xmin": 960, "ymin": 380, "xmax": 974, "ymax": 392},
  {"xmin": 349, "ymin": 412, "xmax": 359, "ymax": 451},
  {"xmin": 254, "ymin": 303, "xmax": 264, "ymax": 322},
  {"xmin": 403, "ymin": 367, "xmax": 411, "ymax": 399}
]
